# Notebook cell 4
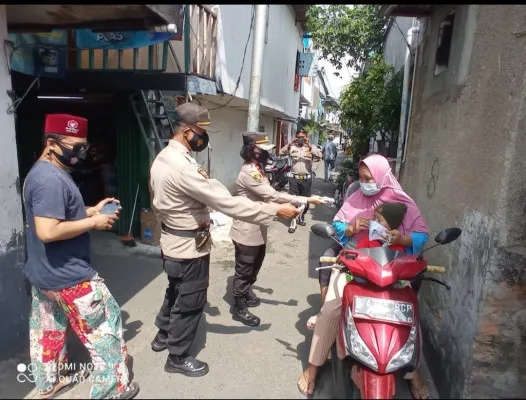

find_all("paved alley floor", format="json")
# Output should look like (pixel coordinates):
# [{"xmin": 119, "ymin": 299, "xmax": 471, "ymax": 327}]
[{"xmin": 9, "ymin": 158, "xmax": 438, "ymax": 400}]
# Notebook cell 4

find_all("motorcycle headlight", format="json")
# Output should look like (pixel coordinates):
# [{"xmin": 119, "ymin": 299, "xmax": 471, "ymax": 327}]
[
  {"xmin": 344, "ymin": 306, "xmax": 378, "ymax": 371},
  {"xmin": 385, "ymin": 325, "xmax": 417, "ymax": 373}
]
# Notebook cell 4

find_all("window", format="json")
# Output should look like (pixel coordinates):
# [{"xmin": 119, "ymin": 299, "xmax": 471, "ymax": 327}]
[
  {"xmin": 434, "ymin": 11, "xmax": 455, "ymax": 76},
  {"xmin": 259, "ymin": 125, "xmax": 265, "ymax": 133}
]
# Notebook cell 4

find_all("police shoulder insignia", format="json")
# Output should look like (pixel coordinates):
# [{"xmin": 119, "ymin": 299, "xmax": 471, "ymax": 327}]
[
  {"xmin": 197, "ymin": 167, "xmax": 210, "ymax": 179},
  {"xmin": 250, "ymin": 171, "xmax": 263, "ymax": 183}
]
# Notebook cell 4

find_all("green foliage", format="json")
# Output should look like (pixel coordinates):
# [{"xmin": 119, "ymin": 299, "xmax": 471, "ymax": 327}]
[
  {"xmin": 339, "ymin": 55, "xmax": 403, "ymax": 159},
  {"xmin": 306, "ymin": 5, "xmax": 388, "ymax": 74}
]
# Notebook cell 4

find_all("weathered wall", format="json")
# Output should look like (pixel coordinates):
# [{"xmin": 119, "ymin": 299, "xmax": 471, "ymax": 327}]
[
  {"xmin": 401, "ymin": 5, "xmax": 526, "ymax": 398},
  {"xmin": 194, "ymin": 98, "xmax": 275, "ymax": 189},
  {"xmin": 0, "ymin": 4, "xmax": 29, "ymax": 361}
]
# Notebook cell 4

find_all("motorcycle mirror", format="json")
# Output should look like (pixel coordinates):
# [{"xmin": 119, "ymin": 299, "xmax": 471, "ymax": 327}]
[
  {"xmin": 311, "ymin": 223, "xmax": 336, "ymax": 238},
  {"xmin": 434, "ymin": 227, "xmax": 462, "ymax": 245}
]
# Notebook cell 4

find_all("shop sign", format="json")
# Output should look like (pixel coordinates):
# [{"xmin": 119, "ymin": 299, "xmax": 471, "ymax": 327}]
[
  {"xmin": 75, "ymin": 30, "xmax": 176, "ymax": 50},
  {"xmin": 7, "ymin": 30, "xmax": 67, "ymax": 79}
]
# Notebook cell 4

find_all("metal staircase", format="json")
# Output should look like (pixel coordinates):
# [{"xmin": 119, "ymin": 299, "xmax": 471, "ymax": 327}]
[{"xmin": 130, "ymin": 90, "xmax": 181, "ymax": 161}]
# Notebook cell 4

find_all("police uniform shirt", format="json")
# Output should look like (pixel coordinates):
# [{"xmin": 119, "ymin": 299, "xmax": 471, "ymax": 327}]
[
  {"xmin": 150, "ymin": 140, "xmax": 278, "ymax": 259},
  {"xmin": 229, "ymin": 163, "xmax": 309, "ymax": 246},
  {"xmin": 280, "ymin": 143, "xmax": 322, "ymax": 175}
]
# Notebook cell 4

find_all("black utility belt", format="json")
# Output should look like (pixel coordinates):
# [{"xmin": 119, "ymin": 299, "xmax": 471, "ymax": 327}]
[
  {"xmin": 161, "ymin": 223, "xmax": 199, "ymax": 238},
  {"xmin": 161, "ymin": 223, "xmax": 212, "ymax": 251}
]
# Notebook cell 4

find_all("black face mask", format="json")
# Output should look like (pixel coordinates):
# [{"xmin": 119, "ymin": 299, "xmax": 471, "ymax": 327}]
[
  {"xmin": 254, "ymin": 150, "xmax": 270, "ymax": 165},
  {"xmin": 187, "ymin": 130, "xmax": 209, "ymax": 152},
  {"xmin": 53, "ymin": 141, "xmax": 88, "ymax": 168},
  {"xmin": 296, "ymin": 138, "xmax": 305, "ymax": 146}
]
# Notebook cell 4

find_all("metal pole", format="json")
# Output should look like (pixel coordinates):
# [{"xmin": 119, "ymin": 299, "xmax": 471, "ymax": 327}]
[{"xmin": 247, "ymin": 5, "xmax": 268, "ymax": 132}]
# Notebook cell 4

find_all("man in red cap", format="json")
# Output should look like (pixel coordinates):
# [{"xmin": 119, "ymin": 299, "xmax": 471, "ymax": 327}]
[{"xmin": 22, "ymin": 114, "xmax": 139, "ymax": 399}]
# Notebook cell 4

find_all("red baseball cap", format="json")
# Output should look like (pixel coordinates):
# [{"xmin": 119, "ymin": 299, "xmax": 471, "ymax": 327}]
[{"xmin": 44, "ymin": 114, "xmax": 88, "ymax": 138}]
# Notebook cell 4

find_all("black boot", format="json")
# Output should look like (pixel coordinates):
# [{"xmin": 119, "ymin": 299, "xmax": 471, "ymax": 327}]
[
  {"xmin": 151, "ymin": 330, "xmax": 167, "ymax": 352},
  {"xmin": 232, "ymin": 296, "xmax": 261, "ymax": 326},
  {"xmin": 165, "ymin": 354, "xmax": 209, "ymax": 377},
  {"xmin": 246, "ymin": 293, "xmax": 261, "ymax": 308}
]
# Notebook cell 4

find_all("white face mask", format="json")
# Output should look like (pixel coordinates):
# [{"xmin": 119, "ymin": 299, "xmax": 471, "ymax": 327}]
[{"xmin": 360, "ymin": 182, "xmax": 380, "ymax": 196}]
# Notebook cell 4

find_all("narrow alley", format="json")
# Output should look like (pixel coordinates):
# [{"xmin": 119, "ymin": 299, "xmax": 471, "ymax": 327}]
[{"xmin": 0, "ymin": 159, "xmax": 437, "ymax": 400}]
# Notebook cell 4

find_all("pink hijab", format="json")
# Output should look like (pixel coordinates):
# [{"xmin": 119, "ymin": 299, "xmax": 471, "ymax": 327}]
[{"xmin": 334, "ymin": 154, "xmax": 428, "ymax": 236}]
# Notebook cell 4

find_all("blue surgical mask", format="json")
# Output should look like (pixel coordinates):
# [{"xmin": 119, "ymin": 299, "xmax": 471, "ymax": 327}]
[{"xmin": 360, "ymin": 182, "xmax": 380, "ymax": 196}]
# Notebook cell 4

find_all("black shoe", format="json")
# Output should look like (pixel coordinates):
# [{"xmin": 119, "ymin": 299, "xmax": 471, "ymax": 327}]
[
  {"xmin": 298, "ymin": 216, "xmax": 307, "ymax": 226},
  {"xmin": 151, "ymin": 330, "xmax": 167, "ymax": 352},
  {"xmin": 288, "ymin": 227, "xmax": 296, "ymax": 233},
  {"xmin": 246, "ymin": 294, "xmax": 261, "ymax": 308},
  {"xmin": 165, "ymin": 355, "xmax": 209, "ymax": 377},
  {"xmin": 232, "ymin": 297, "xmax": 261, "ymax": 327}
]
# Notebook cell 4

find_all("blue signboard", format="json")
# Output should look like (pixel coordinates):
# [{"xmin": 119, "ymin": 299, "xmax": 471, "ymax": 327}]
[
  {"xmin": 297, "ymin": 52, "xmax": 315, "ymax": 77},
  {"xmin": 76, "ymin": 30, "xmax": 176, "ymax": 50},
  {"xmin": 8, "ymin": 30, "xmax": 67, "ymax": 79}
]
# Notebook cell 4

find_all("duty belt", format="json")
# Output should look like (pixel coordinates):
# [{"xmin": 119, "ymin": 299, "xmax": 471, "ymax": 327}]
[
  {"xmin": 292, "ymin": 173, "xmax": 312, "ymax": 180},
  {"xmin": 161, "ymin": 223, "xmax": 212, "ymax": 251}
]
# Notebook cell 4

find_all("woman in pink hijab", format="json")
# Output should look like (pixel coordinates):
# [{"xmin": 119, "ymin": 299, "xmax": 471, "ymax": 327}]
[{"xmin": 298, "ymin": 154, "xmax": 430, "ymax": 399}]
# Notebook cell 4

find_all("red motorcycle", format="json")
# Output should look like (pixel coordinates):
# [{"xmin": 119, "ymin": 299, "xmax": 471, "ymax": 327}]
[{"xmin": 311, "ymin": 223, "xmax": 461, "ymax": 399}]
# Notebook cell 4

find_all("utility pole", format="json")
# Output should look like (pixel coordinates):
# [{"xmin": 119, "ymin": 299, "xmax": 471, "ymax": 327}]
[{"xmin": 247, "ymin": 4, "xmax": 268, "ymax": 132}]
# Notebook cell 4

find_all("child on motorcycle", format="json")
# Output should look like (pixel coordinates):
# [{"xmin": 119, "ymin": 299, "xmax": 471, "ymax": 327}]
[{"xmin": 354, "ymin": 201, "xmax": 429, "ymax": 399}]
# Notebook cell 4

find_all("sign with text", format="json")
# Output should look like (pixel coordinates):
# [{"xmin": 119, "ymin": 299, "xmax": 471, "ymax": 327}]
[
  {"xmin": 8, "ymin": 30, "xmax": 67, "ymax": 79},
  {"xmin": 76, "ymin": 30, "xmax": 177, "ymax": 50}
]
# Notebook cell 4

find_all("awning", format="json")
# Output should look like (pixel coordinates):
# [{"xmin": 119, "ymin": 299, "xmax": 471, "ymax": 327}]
[
  {"xmin": 7, "ymin": 5, "xmax": 182, "ymax": 32},
  {"xmin": 380, "ymin": 5, "xmax": 433, "ymax": 18}
]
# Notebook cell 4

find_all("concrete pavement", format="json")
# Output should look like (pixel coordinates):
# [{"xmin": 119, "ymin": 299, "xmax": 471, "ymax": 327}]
[{"xmin": 7, "ymin": 160, "xmax": 438, "ymax": 400}]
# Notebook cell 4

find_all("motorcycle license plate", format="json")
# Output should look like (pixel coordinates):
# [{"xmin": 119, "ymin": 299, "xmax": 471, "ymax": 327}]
[{"xmin": 352, "ymin": 296, "xmax": 415, "ymax": 325}]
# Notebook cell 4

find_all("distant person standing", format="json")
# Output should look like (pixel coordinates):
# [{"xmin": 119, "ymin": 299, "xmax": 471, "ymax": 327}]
[
  {"xmin": 322, "ymin": 135, "xmax": 338, "ymax": 182},
  {"xmin": 279, "ymin": 129, "xmax": 323, "ymax": 233}
]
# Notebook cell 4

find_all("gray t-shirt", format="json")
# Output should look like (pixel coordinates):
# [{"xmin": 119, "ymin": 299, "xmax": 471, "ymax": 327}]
[{"xmin": 23, "ymin": 161, "xmax": 95, "ymax": 290}]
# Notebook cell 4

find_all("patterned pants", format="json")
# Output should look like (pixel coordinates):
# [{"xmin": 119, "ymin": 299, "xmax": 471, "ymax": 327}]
[{"xmin": 29, "ymin": 274, "xmax": 130, "ymax": 399}]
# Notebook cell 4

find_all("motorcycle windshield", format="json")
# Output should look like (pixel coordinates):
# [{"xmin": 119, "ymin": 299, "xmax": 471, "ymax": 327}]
[{"xmin": 356, "ymin": 247, "xmax": 404, "ymax": 267}]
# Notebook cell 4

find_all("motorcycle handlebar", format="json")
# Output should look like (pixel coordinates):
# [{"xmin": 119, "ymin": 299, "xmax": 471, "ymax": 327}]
[
  {"xmin": 320, "ymin": 256, "xmax": 338, "ymax": 264},
  {"xmin": 426, "ymin": 265, "xmax": 446, "ymax": 273}
]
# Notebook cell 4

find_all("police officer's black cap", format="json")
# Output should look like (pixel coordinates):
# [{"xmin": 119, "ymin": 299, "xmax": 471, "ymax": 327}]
[{"xmin": 242, "ymin": 132, "xmax": 275, "ymax": 151}]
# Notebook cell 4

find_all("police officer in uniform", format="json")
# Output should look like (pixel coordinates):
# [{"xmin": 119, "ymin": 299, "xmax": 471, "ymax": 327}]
[
  {"xmin": 149, "ymin": 104, "xmax": 300, "ymax": 377},
  {"xmin": 230, "ymin": 132, "xmax": 327, "ymax": 326},
  {"xmin": 280, "ymin": 129, "xmax": 323, "ymax": 233}
]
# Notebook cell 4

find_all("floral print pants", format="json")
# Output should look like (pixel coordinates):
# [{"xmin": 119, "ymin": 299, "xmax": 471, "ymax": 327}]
[{"xmin": 29, "ymin": 274, "xmax": 130, "ymax": 399}]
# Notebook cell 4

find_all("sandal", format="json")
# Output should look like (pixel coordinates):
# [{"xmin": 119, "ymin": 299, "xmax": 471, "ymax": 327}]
[
  {"xmin": 408, "ymin": 374, "xmax": 429, "ymax": 399},
  {"xmin": 40, "ymin": 368, "xmax": 90, "ymax": 399},
  {"xmin": 111, "ymin": 382, "xmax": 140, "ymax": 400},
  {"xmin": 306, "ymin": 315, "xmax": 317, "ymax": 331},
  {"xmin": 297, "ymin": 372, "xmax": 315, "ymax": 396}
]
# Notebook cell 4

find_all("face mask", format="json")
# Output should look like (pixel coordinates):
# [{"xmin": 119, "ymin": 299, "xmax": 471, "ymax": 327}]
[
  {"xmin": 53, "ymin": 142, "xmax": 88, "ymax": 167},
  {"xmin": 360, "ymin": 182, "xmax": 380, "ymax": 196},
  {"xmin": 296, "ymin": 138, "xmax": 305, "ymax": 146},
  {"xmin": 254, "ymin": 150, "xmax": 269, "ymax": 165},
  {"xmin": 187, "ymin": 130, "xmax": 209, "ymax": 152}
]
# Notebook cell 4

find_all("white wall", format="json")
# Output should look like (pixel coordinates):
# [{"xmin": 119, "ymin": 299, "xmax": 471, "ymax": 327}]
[
  {"xmin": 0, "ymin": 4, "xmax": 28, "ymax": 360},
  {"xmin": 384, "ymin": 17, "xmax": 414, "ymax": 73},
  {"xmin": 195, "ymin": 98, "xmax": 275, "ymax": 189},
  {"xmin": 0, "ymin": 5, "xmax": 23, "ymax": 255},
  {"xmin": 215, "ymin": 5, "xmax": 302, "ymax": 118}
]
